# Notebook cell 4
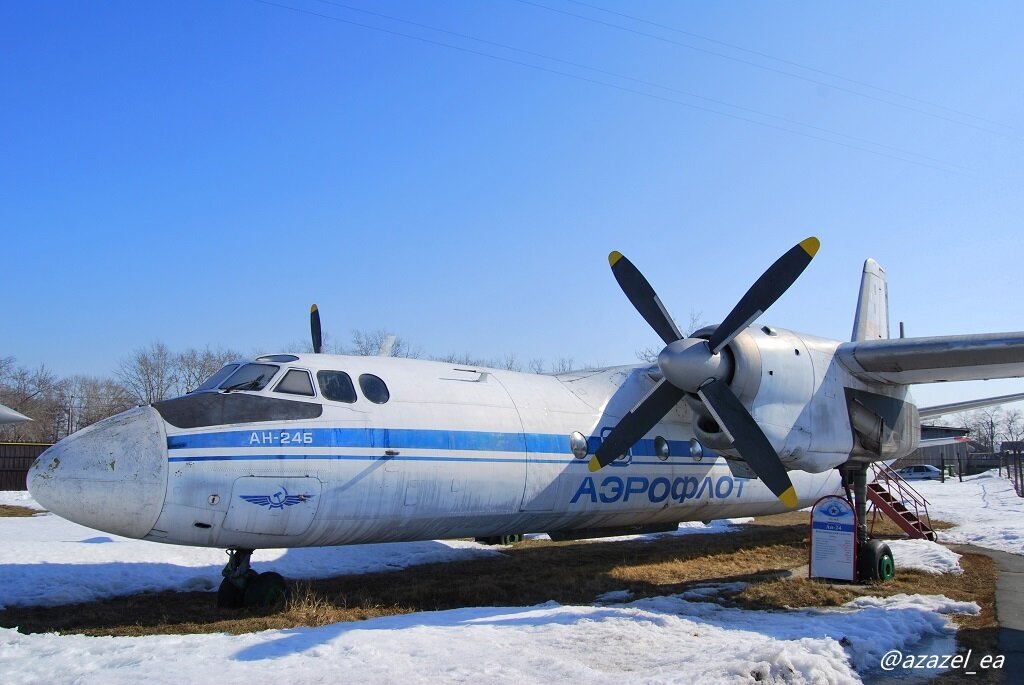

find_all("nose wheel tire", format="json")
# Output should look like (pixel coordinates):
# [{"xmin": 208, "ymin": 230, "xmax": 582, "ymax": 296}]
[
  {"xmin": 217, "ymin": 576, "xmax": 246, "ymax": 609},
  {"xmin": 218, "ymin": 570, "xmax": 289, "ymax": 608},
  {"xmin": 244, "ymin": 571, "xmax": 290, "ymax": 608},
  {"xmin": 474, "ymin": 534, "xmax": 524, "ymax": 546},
  {"xmin": 218, "ymin": 548, "xmax": 290, "ymax": 608}
]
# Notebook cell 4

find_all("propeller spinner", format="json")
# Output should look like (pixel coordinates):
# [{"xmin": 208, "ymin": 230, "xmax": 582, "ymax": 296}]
[{"xmin": 590, "ymin": 238, "xmax": 820, "ymax": 510}]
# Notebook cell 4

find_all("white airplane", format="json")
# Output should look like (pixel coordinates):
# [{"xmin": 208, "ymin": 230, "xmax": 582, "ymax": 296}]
[{"xmin": 27, "ymin": 239, "xmax": 1024, "ymax": 608}]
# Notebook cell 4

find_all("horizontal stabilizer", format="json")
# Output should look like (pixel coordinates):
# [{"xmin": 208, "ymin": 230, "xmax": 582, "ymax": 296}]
[
  {"xmin": 836, "ymin": 332, "xmax": 1024, "ymax": 385},
  {"xmin": 918, "ymin": 436, "xmax": 970, "ymax": 448},
  {"xmin": 918, "ymin": 391, "xmax": 1024, "ymax": 420}
]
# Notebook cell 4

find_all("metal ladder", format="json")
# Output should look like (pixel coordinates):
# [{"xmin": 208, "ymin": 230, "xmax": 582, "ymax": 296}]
[{"xmin": 865, "ymin": 462, "xmax": 937, "ymax": 541}]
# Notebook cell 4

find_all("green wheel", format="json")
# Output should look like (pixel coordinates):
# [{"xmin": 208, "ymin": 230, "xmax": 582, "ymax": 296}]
[
  {"xmin": 878, "ymin": 549, "xmax": 896, "ymax": 580},
  {"xmin": 858, "ymin": 539, "xmax": 896, "ymax": 582}
]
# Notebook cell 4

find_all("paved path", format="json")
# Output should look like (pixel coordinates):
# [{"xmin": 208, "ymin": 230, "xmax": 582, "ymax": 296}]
[{"xmin": 947, "ymin": 544, "xmax": 1024, "ymax": 676}]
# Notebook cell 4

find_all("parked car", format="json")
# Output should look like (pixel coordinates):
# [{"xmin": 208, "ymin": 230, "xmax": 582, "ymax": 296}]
[{"xmin": 896, "ymin": 464, "xmax": 943, "ymax": 481}]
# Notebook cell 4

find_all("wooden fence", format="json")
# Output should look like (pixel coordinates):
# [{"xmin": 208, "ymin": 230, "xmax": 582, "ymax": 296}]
[
  {"xmin": 0, "ymin": 443, "xmax": 50, "ymax": 490},
  {"xmin": 1006, "ymin": 454, "xmax": 1024, "ymax": 498}
]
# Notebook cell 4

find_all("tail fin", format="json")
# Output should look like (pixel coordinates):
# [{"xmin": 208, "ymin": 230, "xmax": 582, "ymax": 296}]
[{"xmin": 851, "ymin": 258, "xmax": 889, "ymax": 341}]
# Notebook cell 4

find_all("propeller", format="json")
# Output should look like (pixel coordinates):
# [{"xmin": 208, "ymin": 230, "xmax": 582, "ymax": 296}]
[
  {"xmin": 310, "ymin": 304, "xmax": 323, "ymax": 354},
  {"xmin": 590, "ymin": 237, "xmax": 819, "ymax": 509}
]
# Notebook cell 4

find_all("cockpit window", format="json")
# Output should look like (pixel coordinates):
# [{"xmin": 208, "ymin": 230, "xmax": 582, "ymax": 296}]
[
  {"xmin": 359, "ymin": 374, "xmax": 390, "ymax": 404},
  {"xmin": 317, "ymin": 370, "xmax": 357, "ymax": 403},
  {"xmin": 275, "ymin": 369, "xmax": 315, "ymax": 397},
  {"xmin": 219, "ymin": 363, "xmax": 280, "ymax": 392},
  {"xmin": 193, "ymin": 364, "xmax": 241, "ymax": 393}
]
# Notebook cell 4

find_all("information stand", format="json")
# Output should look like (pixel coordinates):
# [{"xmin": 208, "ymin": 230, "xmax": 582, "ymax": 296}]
[{"xmin": 808, "ymin": 495, "xmax": 857, "ymax": 582}]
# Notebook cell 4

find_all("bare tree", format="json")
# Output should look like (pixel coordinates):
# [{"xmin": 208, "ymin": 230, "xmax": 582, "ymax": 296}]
[
  {"xmin": 0, "ymin": 356, "xmax": 15, "ymax": 382},
  {"xmin": 433, "ymin": 351, "xmax": 524, "ymax": 370},
  {"xmin": 117, "ymin": 342, "xmax": 176, "ymax": 404},
  {"xmin": 957, "ymin": 407, "xmax": 1006, "ymax": 452},
  {"xmin": 551, "ymin": 357, "xmax": 575, "ymax": 374},
  {"xmin": 59, "ymin": 375, "xmax": 135, "ymax": 435},
  {"xmin": 999, "ymin": 409, "xmax": 1024, "ymax": 449},
  {"xmin": 0, "ymin": 362, "xmax": 63, "ymax": 442},
  {"xmin": 350, "ymin": 329, "xmax": 420, "ymax": 358},
  {"xmin": 435, "ymin": 351, "xmax": 487, "ymax": 366}
]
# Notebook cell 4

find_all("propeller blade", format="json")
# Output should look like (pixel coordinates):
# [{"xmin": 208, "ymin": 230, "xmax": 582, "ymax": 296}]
[
  {"xmin": 589, "ymin": 379, "xmax": 685, "ymax": 471},
  {"xmin": 310, "ymin": 304, "xmax": 323, "ymax": 354},
  {"xmin": 609, "ymin": 251, "xmax": 684, "ymax": 346},
  {"xmin": 697, "ymin": 379, "xmax": 797, "ymax": 508},
  {"xmin": 708, "ymin": 237, "xmax": 819, "ymax": 354}
]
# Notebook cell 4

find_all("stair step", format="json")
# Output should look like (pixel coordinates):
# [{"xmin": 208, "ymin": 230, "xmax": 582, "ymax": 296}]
[{"xmin": 867, "ymin": 469, "xmax": 935, "ymax": 541}]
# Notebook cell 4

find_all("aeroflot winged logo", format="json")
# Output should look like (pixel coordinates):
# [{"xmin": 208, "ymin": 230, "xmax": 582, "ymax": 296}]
[
  {"xmin": 240, "ymin": 487, "xmax": 316, "ymax": 510},
  {"xmin": 822, "ymin": 501, "xmax": 852, "ymax": 518}
]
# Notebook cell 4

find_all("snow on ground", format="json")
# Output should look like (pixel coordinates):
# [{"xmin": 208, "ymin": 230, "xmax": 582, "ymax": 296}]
[
  {"xmin": 906, "ymin": 470, "xmax": 1024, "ymax": 555},
  {"xmin": 0, "ymin": 490, "xmax": 44, "ymax": 510},
  {"xmin": 1, "ymin": 592, "xmax": 974, "ymax": 685},
  {"xmin": 887, "ymin": 539, "xmax": 963, "ymax": 575},
  {"xmin": 2, "ymin": 477, "xmax": 1016, "ymax": 683},
  {"xmin": 0, "ymin": 492, "xmax": 752, "ymax": 610},
  {"xmin": 0, "ymin": 512, "xmax": 504, "ymax": 609}
]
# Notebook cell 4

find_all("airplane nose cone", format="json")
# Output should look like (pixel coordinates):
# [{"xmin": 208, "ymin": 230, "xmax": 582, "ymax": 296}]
[{"xmin": 28, "ymin": 406, "xmax": 168, "ymax": 538}]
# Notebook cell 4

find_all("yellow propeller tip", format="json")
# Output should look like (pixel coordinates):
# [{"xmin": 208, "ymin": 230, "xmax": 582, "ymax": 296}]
[
  {"xmin": 799, "ymin": 237, "xmax": 820, "ymax": 257},
  {"xmin": 779, "ymin": 486, "xmax": 799, "ymax": 509},
  {"xmin": 310, "ymin": 304, "xmax": 319, "ymax": 313},
  {"xmin": 608, "ymin": 251, "xmax": 624, "ymax": 267},
  {"xmin": 588, "ymin": 457, "xmax": 603, "ymax": 473}
]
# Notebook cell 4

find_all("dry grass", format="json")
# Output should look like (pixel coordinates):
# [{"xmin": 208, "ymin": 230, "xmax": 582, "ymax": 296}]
[
  {"xmin": 1, "ymin": 517, "xmax": 812, "ymax": 636},
  {"xmin": 0, "ymin": 511, "xmax": 1001, "ymax": 684},
  {"xmin": 0, "ymin": 504, "xmax": 39, "ymax": 517}
]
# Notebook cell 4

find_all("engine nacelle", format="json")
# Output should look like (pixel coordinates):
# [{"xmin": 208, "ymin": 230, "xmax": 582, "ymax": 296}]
[{"xmin": 696, "ymin": 326, "xmax": 862, "ymax": 473}]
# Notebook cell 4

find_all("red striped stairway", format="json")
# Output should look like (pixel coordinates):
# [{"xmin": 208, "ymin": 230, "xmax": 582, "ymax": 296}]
[{"xmin": 865, "ymin": 462, "xmax": 937, "ymax": 541}]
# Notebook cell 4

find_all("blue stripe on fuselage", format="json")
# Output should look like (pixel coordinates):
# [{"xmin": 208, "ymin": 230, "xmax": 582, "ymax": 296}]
[{"xmin": 166, "ymin": 428, "xmax": 692, "ymax": 460}]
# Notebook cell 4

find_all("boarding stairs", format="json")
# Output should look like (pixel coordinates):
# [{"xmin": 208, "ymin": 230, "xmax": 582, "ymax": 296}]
[{"xmin": 865, "ymin": 463, "xmax": 937, "ymax": 541}]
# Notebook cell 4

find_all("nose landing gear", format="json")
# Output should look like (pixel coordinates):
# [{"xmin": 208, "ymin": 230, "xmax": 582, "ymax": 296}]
[{"xmin": 217, "ymin": 548, "xmax": 290, "ymax": 609}]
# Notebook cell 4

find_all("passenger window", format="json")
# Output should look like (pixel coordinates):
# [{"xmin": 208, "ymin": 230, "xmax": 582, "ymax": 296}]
[
  {"xmin": 317, "ymin": 371, "xmax": 357, "ymax": 403},
  {"xmin": 359, "ymin": 374, "xmax": 390, "ymax": 404},
  {"xmin": 274, "ymin": 369, "xmax": 315, "ymax": 397}
]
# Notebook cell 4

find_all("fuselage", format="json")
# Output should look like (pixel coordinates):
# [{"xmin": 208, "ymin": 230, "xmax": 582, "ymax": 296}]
[{"xmin": 27, "ymin": 339, "xmax": 869, "ymax": 549}]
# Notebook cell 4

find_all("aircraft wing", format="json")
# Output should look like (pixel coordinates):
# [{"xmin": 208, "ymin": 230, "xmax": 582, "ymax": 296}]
[
  {"xmin": 0, "ymin": 403, "xmax": 31, "ymax": 425},
  {"xmin": 835, "ymin": 332, "xmax": 1024, "ymax": 385}
]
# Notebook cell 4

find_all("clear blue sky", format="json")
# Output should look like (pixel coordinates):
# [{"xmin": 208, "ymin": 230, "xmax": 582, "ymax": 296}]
[{"xmin": 3, "ymin": 1, "xmax": 1023, "ymax": 410}]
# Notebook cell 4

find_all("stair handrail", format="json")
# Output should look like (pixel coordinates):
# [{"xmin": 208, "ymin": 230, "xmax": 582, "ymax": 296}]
[
  {"xmin": 869, "ymin": 462, "xmax": 934, "ymax": 538},
  {"xmin": 871, "ymin": 462, "xmax": 931, "ymax": 507}
]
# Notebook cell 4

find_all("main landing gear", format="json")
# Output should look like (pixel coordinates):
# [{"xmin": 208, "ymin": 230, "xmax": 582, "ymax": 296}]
[
  {"xmin": 845, "ymin": 465, "xmax": 896, "ymax": 582},
  {"xmin": 474, "ymin": 534, "xmax": 524, "ymax": 546},
  {"xmin": 217, "ymin": 548, "xmax": 290, "ymax": 609}
]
